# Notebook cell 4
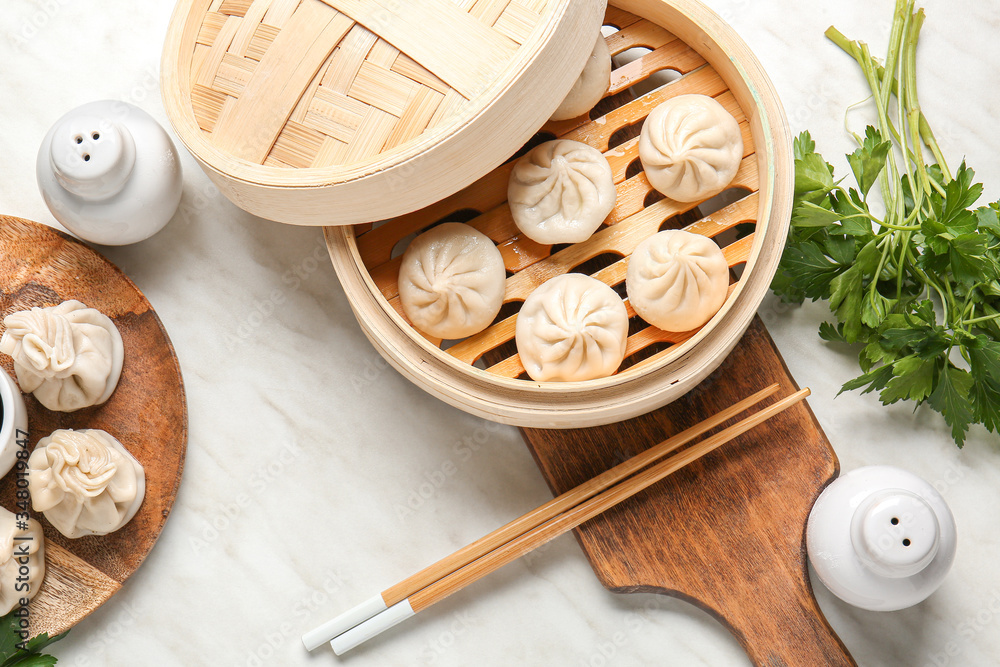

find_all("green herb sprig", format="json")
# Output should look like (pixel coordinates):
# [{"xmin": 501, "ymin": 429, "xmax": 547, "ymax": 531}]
[
  {"xmin": 771, "ymin": 0, "xmax": 1000, "ymax": 447},
  {"xmin": 0, "ymin": 610, "xmax": 65, "ymax": 666}
]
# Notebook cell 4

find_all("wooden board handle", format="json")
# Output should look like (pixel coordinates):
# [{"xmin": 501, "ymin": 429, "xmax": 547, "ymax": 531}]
[{"xmin": 701, "ymin": 577, "xmax": 855, "ymax": 666}]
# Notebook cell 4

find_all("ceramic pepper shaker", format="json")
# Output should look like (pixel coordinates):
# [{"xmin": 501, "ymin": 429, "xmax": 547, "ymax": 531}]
[
  {"xmin": 807, "ymin": 465, "xmax": 957, "ymax": 611},
  {"xmin": 36, "ymin": 100, "xmax": 183, "ymax": 245}
]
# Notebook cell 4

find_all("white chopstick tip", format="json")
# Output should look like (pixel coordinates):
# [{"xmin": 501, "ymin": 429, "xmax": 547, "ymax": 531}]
[
  {"xmin": 302, "ymin": 594, "xmax": 389, "ymax": 651},
  {"xmin": 331, "ymin": 600, "xmax": 416, "ymax": 655}
]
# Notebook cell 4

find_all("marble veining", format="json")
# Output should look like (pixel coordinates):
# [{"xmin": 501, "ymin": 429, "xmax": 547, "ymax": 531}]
[{"xmin": 1, "ymin": 1, "xmax": 998, "ymax": 665}]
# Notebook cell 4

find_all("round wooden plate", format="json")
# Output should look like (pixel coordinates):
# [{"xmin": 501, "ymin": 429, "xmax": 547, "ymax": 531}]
[{"xmin": 0, "ymin": 216, "xmax": 187, "ymax": 638}]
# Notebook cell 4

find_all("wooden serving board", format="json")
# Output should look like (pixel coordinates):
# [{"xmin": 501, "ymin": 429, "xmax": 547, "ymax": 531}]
[
  {"xmin": 0, "ymin": 216, "xmax": 187, "ymax": 638},
  {"xmin": 521, "ymin": 317, "xmax": 855, "ymax": 666}
]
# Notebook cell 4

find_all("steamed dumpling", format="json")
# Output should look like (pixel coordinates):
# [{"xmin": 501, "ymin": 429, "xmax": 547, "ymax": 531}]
[
  {"xmin": 626, "ymin": 230, "xmax": 729, "ymax": 332},
  {"xmin": 28, "ymin": 428, "xmax": 145, "ymax": 538},
  {"xmin": 639, "ymin": 94, "xmax": 743, "ymax": 203},
  {"xmin": 550, "ymin": 33, "xmax": 612, "ymax": 121},
  {"xmin": 509, "ymin": 140, "xmax": 617, "ymax": 245},
  {"xmin": 515, "ymin": 274, "xmax": 628, "ymax": 382},
  {"xmin": 0, "ymin": 300, "xmax": 123, "ymax": 412},
  {"xmin": 398, "ymin": 223, "xmax": 506, "ymax": 339},
  {"xmin": 0, "ymin": 508, "xmax": 44, "ymax": 614}
]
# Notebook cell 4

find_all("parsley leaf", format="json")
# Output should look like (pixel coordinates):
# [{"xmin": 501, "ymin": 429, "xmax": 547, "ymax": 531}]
[
  {"xmin": 880, "ymin": 355, "xmax": 937, "ymax": 404},
  {"xmin": 774, "ymin": 242, "xmax": 842, "ymax": 302},
  {"xmin": 793, "ymin": 131, "xmax": 816, "ymax": 159},
  {"xmin": 971, "ymin": 379, "xmax": 1000, "ymax": 433},
  {"xmin": 793, "ymin": 201, "xmax": 842, "ymax": 228},
  {"xmin": 847, "ymin": 126, "xmax": 892, "ymax": 197},
  {"xmin": 795, "ymin": 153, "xmax": 836, "ymax": 203},
  {"xmin": 840, "ymin": 363, "xmax": 895, "ymax": 395},
  {"xmin": 970, "ymin": 336, "xmax": 1000, "ymax": 372},
  {"xmin": 819, "ymin": 321, "xmax": 848, "ymax": 342},
  {"xmin": 940, "ymin": 162, "xmax": 983, "ymax": 230},
  {"xmin": 927, "ymin": 366, "xmax": 975, "ymax": 447}
]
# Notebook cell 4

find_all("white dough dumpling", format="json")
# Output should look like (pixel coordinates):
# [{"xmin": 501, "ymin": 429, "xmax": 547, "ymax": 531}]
[
  {"xmin": 639, "ymin": 94, "xmax": 743, "ymax": 203},
  {"xmin": 515, "ymin": 274, "xmax": 628, "ymax": 382},
  {"xmin": 626, "ymin": 230, "xmax": 730, "ymax": 332},
  {"xmin": 509, "ymin": 140, "xmax": 617, "ymax": 245},
  {"xmin": 28, "ymin": 428, "xmax": 145, "ymax": 538},
  {"xmin": 0, "ymin": 300, "xmax": 123, "ymax": 412},
  {"xmin": 398, "ymin": 223, "xmax": 506, "ymax": 339},
  {"xmin": 550, "ymin": 33, "xmax": 612, "ymax": 121},
  {"xmin": 0, "ymin": 507, "xmax": 44, "ymax": 614}
]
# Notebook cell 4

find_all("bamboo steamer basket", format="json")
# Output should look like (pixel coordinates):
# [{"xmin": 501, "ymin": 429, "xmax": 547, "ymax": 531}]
[
  {"xmin": 161, "ymin": 0, "xmax": 606, "ymax": 225},
  {"xmin": 325, "ymin": 0, "xmax": 793, "ymax": 429}
]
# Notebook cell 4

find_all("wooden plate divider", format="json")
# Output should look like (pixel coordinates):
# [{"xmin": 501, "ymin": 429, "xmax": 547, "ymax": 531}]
[{"xmin": 326, "ymin": 0, "xmax": 793, "ymax": 428}]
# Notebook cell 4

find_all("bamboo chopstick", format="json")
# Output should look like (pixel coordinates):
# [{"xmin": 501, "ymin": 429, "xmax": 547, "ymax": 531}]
[
  {"xmin": 329, "ymin": 387, "xmax": 811, "ymax": 654},
  {"xmin": 302, "ymin": 383, "xmax": 782, "ymax": 651}
]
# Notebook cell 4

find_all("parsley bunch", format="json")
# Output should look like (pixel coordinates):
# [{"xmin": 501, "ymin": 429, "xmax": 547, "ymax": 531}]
[{"xmin": 771, "ymin": 0, "xmax": 1000, "ymax": 447}]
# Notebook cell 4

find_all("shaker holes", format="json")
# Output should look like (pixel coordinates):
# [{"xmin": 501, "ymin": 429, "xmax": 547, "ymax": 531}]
[
  {"xmin": 891, "ymin": 517, "xmax": 899, "ymax": 525},
  {"xmin": 903, "ymin": 538, "xmax": 911, "ymax": 547},
  {"xmin": 75, "ymin": 136, "xmax": 83, "ymax": 144},
  {"xmin": 92, "ymin": 132, "xmax": 100, "ymax": 140},
  {"xmin": 83, "ymin": 154, "xmax": 90, "ymax": 162}
]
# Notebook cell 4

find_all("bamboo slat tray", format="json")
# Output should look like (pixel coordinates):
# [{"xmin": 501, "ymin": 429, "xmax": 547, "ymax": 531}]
[
  {"xmin": 326, "ymin": 0, "xmax": 793, "ymax": 428},
  {"xmin": 0, "ymin": 217, "xmax": 187, "ymax": 638},
  {"xmin": 161, "ymin": 0, "xmax": 606, "ymax": 225}
]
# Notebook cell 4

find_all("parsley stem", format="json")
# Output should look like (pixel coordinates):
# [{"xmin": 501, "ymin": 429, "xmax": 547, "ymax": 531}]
[
  {"xmin": 875, "ymin": 219, "xmax": 921, "ymax": 232},
  {"xmin": 963, "ymin": 312, "xmax": 1000, "ymax": 326},
  {"xmin": 894, "ymin": 17, "xmax": 914, "ymax": 231},
  {"xmin": 895, "ymin": 231, "xmax": 911, "ymax": 300},
  {"xmin": 943, "ymin": 276, "xmax": 957, "ymax": 326},
  {"xmin": 825, "ymin": 23, "xmax": 951, "ymax": 179},
  {"xmin": 904, "ymin": 8, "xmax": 934, "ymax": 199},
  {"xmin": 877, "ymin": 115, "xmax": 946, "ymax": 197},
  {"xmin": 873, "ymin": 236, "xmax": 894, "ymax": 292},
  {"xmin": 833, "ymin": 186, "xmax": 920, "ymax": 230},
  {"xmin": 961, "ymin": 291, "xmax": 977, "ymax": 322},
  {"xmin": 857, "ymin": 42, "xmax": 901, "ymax": 227},
  {"xmin": 910, "ymin": 261, "xmax": 951, "ymax": 323}
]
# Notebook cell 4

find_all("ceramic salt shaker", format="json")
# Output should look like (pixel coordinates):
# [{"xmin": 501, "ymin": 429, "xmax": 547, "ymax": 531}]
[
  {"xmin": 807, "ymin": 465, "xmax": 957, "ymax": 611},
  {"xmin": 0, "ymin": 367, "xmax": 27, "ymax": 479},
  {"xmin": 37, "ymin": 100, "xmax": 183, "ymax": 245}
]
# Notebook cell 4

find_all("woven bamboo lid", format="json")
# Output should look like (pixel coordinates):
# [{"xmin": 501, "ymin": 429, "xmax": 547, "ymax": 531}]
[{"xmin": 161, "ymin": 0, "xmax": 607, "ymax": 225}]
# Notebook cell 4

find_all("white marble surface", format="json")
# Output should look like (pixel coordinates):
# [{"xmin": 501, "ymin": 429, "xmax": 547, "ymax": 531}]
[{"xmin": 2, "ymin": 1, "xmax": 999, "ymax": 665}]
